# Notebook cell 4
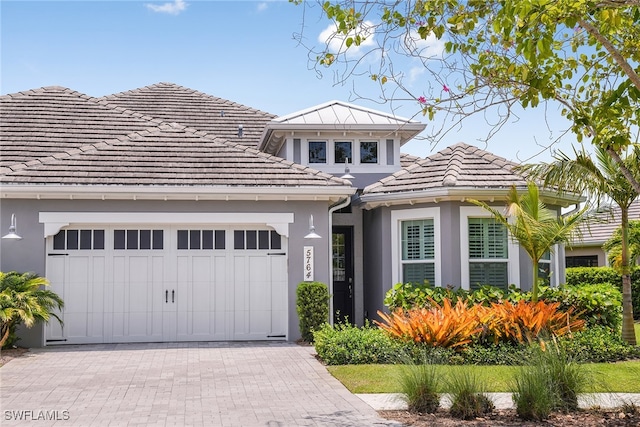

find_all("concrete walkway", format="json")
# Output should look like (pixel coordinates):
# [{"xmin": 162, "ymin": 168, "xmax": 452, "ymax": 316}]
[
  {"xmin": 0, "ymin": 342, "xmax": 401, "ymax": 427},
  {"xmin": 358, "ymin": 392, "xmax": 640, "ymax": 411}
]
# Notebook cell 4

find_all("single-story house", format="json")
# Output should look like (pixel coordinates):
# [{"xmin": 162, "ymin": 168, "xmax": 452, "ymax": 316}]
[
  {"xmin": 0, "ymin": 83, "xmax": 582, "ymax": 346},
  {"xmin": 566, "ymin": 199, "xmax": 640, "ymax": 267}
]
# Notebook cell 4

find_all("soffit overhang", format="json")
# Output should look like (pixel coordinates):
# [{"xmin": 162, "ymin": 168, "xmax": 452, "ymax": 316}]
[
  {"xmin": 0, "ymin": 184, "xmax": 356, "ymax": 203},
  {"xmin": 358, "ymin": 187, "xmax": 584, "ymax": 210}
]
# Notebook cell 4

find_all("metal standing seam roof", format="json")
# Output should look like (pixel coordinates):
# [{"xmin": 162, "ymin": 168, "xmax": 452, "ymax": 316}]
[
  {"xmin": 270, "ymin": 100, "xmax": 418, "ymax": 126},
  {"xmin": 0, "ymin": 84, "xmax": 351, "ymax": 190}
]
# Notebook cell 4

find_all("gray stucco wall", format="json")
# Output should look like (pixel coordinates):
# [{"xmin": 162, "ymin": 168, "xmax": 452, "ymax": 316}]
[
  {"xmin": 0, "ymin": 198, "xmax": 335, "ymax": 346},
  {"xmin": 362, "ymin": 208, "xmax": 391, "ymax": 322},
  {"xmin": 360, "ymin": 200, "xmax": 569, "ymax": 317}
]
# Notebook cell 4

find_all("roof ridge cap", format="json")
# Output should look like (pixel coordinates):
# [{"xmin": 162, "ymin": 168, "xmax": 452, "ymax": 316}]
[
  {"xmin": 442, "ymin": 145, "xmax": 465, "ymax": 186},
  {"xmin": 101, "ymin": 82, "xmax": 277, "ymax": 119}
]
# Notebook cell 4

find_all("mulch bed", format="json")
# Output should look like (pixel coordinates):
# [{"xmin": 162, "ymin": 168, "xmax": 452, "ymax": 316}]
[
  {"xmin": 0, "ymin": 347, "xmax": 29, "ymax": 367},
  {"xmin": 379, "ymin": 408, "xmax": 640, "ymax": 426}
]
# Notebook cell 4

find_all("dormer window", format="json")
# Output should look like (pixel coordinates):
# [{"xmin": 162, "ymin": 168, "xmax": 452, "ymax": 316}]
[
  {"xmin": 335, "ymin": 141, "xmax": 352, "ymax": 164},
  {"xmin": 309, "ymin": 141, "xmax": 326, "ymax": 163},
  {"xmin": 360, "ymin": 141, "xmax": 378, "ymax": 164}
]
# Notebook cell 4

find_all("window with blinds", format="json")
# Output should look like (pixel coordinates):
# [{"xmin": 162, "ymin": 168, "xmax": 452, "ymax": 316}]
[
  {"xmin": 538, "ymin": 250, "xmax": 551, "ymax": 286},
  {"xmin": 401, "ymin": 219, "xmax": 435, "ymax": 284},
  {"xmin": 468, "ymin": 218, "xmax": 508, "ymax": 290}
]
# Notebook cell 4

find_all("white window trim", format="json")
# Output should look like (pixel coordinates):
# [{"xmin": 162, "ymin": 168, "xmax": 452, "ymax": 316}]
[
  {"xmin": 460, "ymin": 206, "xmax": 520, "ymax": 290},
  {"xmin": 391, "ymin": 207, "xmax": 441, "ymax": 286}
]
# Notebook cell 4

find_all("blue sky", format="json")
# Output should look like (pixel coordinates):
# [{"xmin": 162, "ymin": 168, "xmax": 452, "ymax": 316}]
[{"xmin": 1, "ymin": 0, "xmax": 583, "ymax": 162}]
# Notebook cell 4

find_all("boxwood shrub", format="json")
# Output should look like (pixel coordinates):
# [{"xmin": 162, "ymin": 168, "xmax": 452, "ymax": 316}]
[
  {"xmin": 296, "ymin": 281, "xmax": 329, "ymax": 342},
  {"xmin": 313, "ymin": 322, "xmax": 404, "ymax": 365}
]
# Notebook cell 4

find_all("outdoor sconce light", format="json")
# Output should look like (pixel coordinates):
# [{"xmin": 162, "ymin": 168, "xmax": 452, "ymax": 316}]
[
  {"xmin": 2, "ymin": 214, "xmax": 23, "ymax": 240},
  {"xmin": 340, "ymin": 158, "xmax": 354, "ymax": 180},
  {"xmin": 304, "ymin": 214, "xmax": 321, "ymax": 239}
]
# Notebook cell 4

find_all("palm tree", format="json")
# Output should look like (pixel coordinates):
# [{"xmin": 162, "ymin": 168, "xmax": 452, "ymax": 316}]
[
  {"xmin": 0, "ymin": 271, "xmax": 64, "ymax": 348},
  {"xmin": 517, "ymin": 146, "xmax": 640, "ymax": 345},
  {"xmin": 603, "ymin": 220, "xmax": 640, "ymax": 269},
  {"xmin": 471, "ymin": 182, "xmax": 587, "ymax": 303}
]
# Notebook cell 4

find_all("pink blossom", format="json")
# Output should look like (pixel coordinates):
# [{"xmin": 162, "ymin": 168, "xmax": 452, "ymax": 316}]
[
  {"xmin": 416, "ymin": 20, "xmax": 425, "ymax": 27},
  {"xmin": 442, "ymin": 85, "xmax": 450, "ymax": 93},
  {"xmin": 417, "ymin": 96, "xmax": 427, "ymax": 104}
]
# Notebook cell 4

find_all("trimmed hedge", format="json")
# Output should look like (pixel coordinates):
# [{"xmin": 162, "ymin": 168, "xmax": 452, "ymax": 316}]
[
  {"xmin": 296, "ymin": 281, "xmax": 329, "ymax": 342},
  {"xmin": 384, "ymin": 281, "xmax": 623, "ymax": 329},
  {"xmin": 313, "ymin": 322, "xmax": 404, "ymax": 365},
  {"xmin": 566, "ymin": 267, "xmax": 640, "ymax": 320}
]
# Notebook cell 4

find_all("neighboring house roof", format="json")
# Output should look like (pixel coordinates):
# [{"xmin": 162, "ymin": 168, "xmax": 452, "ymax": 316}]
[
  {"xmin": 360, "ymin": 142, "xmax": 582, "ymax": 209},
  {"xmin": 0, "ymin": 84, "xmax": 353, "ymax": 201},
  {"xmin": 100, "ymin": 82, "xmax": 275, "ymax": 148},
  {"xmin": 259, "ymin": 100, "xmax": 426, "ymax": 155},
  {"xmin": 572, "ymin": 199, "xmax": 640, "ymax": 247}
]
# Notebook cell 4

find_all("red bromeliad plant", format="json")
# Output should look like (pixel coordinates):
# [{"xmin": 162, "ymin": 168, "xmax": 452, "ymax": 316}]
[
  {"xmin": 375, "ymin": 298, "xmax": 484, "ymax": 348},
  {"xmin": 482, "ymin": 300, "xmax": 585, "ymax": 345},
  {"xmin": 376, "ymin": 298, "xmax": 585, "ymax": 348}
]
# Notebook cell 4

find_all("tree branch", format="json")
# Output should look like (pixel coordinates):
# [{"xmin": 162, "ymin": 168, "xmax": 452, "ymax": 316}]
[{"xmin": 577, "ymin": 18, "xmax": 640, "ymax": 92}]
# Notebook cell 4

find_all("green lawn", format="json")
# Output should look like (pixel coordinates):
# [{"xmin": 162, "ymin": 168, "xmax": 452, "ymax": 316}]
[{"xmin": 328, "ymin": 360, "xmax": 640, "ymax": 394}]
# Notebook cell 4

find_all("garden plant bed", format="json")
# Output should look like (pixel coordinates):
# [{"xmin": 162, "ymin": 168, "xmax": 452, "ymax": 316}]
[
  {"xmin": 0, "ymin": 347, "xmax": 29, "ymax": 367},
  {"xmin": 379, "ymin": 407, "xmax": 640, "ymax": 426}
]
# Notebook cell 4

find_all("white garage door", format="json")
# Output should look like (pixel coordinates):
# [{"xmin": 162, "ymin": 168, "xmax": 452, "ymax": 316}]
[{"xmin": 45, "ymin": 225, "xmax": 287, "ymax": 344}]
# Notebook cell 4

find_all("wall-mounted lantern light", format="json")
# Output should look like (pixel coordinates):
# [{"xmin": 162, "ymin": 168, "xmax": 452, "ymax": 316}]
[
  {"xmin": 2, "ymin": 214, "xmax": 22, "ymax": 240},
  {"xmin": 340, "ymin": 158, "xmax": 354, "ymax": 180},
  {"xmin": 304, "ymin": 214, "xmax": 321, "ymax": 239}
]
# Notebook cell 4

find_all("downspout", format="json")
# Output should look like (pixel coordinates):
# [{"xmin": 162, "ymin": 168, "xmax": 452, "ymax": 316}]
[{"xmin": 328, "ymin": 195, "xmax": 352, "ymax": 326}]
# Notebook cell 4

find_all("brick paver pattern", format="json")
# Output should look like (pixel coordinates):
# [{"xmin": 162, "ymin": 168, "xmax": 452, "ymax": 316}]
[{"xmin": 0, "ymin": 342, "xmax": 400, "ymax": 427}]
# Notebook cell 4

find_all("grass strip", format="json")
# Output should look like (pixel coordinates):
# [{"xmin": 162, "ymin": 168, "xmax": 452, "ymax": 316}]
[{"xmin": 328, "ymin": 360, "xmax": 640, "ymax": 394}]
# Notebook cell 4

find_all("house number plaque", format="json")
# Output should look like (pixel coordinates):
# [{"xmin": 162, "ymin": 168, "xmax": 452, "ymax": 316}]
[{"xmin": 304, "ymin": 246, "xmax": 314, "ymax": 281}]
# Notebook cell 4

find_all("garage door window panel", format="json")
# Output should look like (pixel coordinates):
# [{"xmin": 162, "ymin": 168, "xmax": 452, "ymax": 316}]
[
  {"xmin": 115, "ymin": 229, "xmax": 164, "ymax": 250},
  {"xmin": 235, "ymin": 230, "xmax": 282, "ymax": 250},
  {"xmin": 53, "ymin": 229, "xmax": 105, "ymax": 250},
  {"xmin": 179, "ymin": 230, "xmax": 226, "ymax": 250}
]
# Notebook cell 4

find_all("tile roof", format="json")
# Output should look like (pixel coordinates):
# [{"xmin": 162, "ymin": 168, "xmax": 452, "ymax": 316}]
[
  {"xmin": 572, "ymin": 199, "xmax": 640, "ymax": 246},
  {"xmin": 0, "ymin": 86, "xmax": 160, "ymax": 168},
  {"xmin": 364, "ymin": 142, "xmax": 527, "ymax": 195},
  {"xmin": 100, "ymin": 82, "xmax": 275, "ymax": 148},
  {"xmin": 0, "ymin": 85, "xmax": 350, "ymax": 191}
]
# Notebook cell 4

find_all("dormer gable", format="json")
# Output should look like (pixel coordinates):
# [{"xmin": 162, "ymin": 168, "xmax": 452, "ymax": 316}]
[{"xmin": 259, "ymin": 101, "xmax": 426, "ymax": 188}]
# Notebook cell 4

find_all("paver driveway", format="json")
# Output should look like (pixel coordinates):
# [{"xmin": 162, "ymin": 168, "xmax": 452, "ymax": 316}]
[{"xmin": 0, "ymin": 342, "xmax": 401, "ymax": 427}]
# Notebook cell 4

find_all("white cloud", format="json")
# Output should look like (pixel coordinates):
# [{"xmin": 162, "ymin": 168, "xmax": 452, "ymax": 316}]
[
  {"xmin": 256, "ymin": 2, "xmax": 268, "ymax": 12},
  {"xmin": 408, "ymin": 65, "xmax": 426, "ymax": 84},
  {"xmin": 404, "ymin": 29, "xmax": 445, "ymax": 58},
  {"xmin": 318, "ymin": 21, "xmax": 376, "ymax": 57},
  {"xmin": 145, "ymin": 0, "xmax": 188, "ymax": 15}
]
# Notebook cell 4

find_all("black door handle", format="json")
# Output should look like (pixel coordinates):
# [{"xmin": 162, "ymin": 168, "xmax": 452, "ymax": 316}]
[
  {"xmin": 172, "ymin": 290, "xmax": 175, "ymax": 303},
  {"xmin": 165, "ymin": 290, "xmax": 168, "ymax": 303}
]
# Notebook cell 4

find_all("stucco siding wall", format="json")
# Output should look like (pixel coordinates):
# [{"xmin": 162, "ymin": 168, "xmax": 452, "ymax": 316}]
[
  {"xmin": 362, "ymin": 208, "xmax": 389, "ymax": 321},
  {"xmin": 1, "ymin": 198, "xmax": 334, "ymax": 345}
]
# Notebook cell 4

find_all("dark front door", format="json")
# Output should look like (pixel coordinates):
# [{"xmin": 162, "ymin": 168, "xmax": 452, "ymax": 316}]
[{"xmin": 332, "ymin": 226, "xmax": 354, "ymax": 324}]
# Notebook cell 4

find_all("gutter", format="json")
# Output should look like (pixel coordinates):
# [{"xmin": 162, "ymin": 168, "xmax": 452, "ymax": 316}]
[{"xmin": 327, "ymin": 195, "xmax": 352, "ymax": 326}]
